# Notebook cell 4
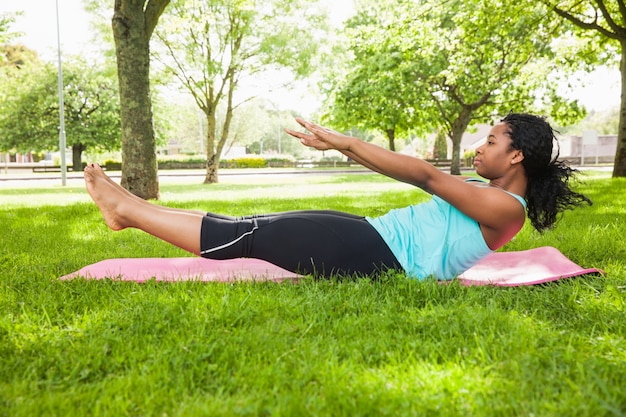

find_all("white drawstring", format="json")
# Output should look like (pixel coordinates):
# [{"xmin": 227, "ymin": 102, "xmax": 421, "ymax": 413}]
[{"xmin": 200, "ymin": 218, "xmax": 259, "ymax": 255}]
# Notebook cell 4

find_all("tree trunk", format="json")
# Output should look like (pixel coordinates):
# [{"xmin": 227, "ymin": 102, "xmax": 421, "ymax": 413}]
[
  {"xmin": 112, "ymin": 0, "xmax": 165, "ymax": 199},
  {"xmin": 614, "ymin": 42, "xmax": 626, "ymax": 177},
  {"xmin": 449, "ymin": 108, "xmax": 473, "ymax": 175},
  {"xmin": 72, "ymin": 143, "xmax": 84, "ymax": 171},
  {"xmin": 386, "ymin": 129, "xmax": 396, "ymax": 152},
  {"xmin": 203, "ymin": 108, "xmax": 218, "ymax": 184},
  {"xmin": 204, "ymin": 154, "xmax": 219, "ymax": 184}
]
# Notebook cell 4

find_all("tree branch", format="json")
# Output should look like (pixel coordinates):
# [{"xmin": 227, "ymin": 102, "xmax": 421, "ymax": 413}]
[
  {"xmin": 552, "ymin": 2, "xmax": 619, "ymax": 39},
  {"xmin": 593, "ymin": 0, "xmax": 624, "ymax": 34},
  {"xmin": 144, "ymin": 0, "xmax": 170, "ymax": 39},
  {"xmin": 619, "ymin": 0, "xmax": 626, "ymax": 23}
]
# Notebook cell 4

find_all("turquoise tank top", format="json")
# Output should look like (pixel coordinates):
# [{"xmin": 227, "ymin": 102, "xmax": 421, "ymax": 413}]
[{"xmin": 366, "ymin": 180, "xmax": 526, "ymax": 280}]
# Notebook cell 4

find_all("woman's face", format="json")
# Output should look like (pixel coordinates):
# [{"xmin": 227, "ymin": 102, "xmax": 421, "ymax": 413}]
[{"xmin": 473, "ymin": 122, "xmax": 522, "ymax": 179}]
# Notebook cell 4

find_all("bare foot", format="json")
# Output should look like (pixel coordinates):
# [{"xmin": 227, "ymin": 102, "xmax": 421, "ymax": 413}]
[
  {"xmin": 84, "ymin": 163, "xmax": 134, "ymax": 231},
  {"xmin": 94, "ymin": 165, "xmax": 148, "ymax": 204}
]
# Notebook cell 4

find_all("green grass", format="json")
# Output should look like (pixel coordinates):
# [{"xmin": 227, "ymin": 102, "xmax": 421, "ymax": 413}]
[{"xmin": 1, "ymin": 172, "xmax": 625, "ymax": 416}]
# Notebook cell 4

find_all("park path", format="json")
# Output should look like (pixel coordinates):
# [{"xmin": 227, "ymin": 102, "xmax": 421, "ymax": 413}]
[
  {"xmin": 0, "ymin": 165, "xmax": 613, "ymax": 189},
  {"xmin": 0, "ymin": 168, "xmax": 374, "ymax": 188}
]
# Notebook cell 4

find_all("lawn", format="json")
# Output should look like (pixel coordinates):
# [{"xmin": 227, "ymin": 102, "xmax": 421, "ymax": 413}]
[{"xmin": 1, "ymin": 171, "xmax": 624, "ymax": 416}]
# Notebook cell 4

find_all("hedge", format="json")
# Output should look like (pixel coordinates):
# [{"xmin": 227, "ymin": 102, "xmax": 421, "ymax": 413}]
[{"xmin": 102, "ymin": 156, "xmax": 296, "ymax": 171}]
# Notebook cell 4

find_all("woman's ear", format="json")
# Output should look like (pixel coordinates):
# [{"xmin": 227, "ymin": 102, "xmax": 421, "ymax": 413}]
[{"xmin": 511, "ymin": 150, "xmax": 524, "ymax": 165}]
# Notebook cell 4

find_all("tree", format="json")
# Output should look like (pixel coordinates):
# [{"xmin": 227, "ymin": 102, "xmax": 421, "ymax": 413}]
[
  {"xmin": 322, "ymin": 5, "xmax": 428, "ymax": 152},
  {"xmin": 559, "ymin": 108, "xmax": 620, "ymax": 136},
  {"xmin": 153, "ymin": 0, "xmax": 327, "ymax": 183},
  {"xmin": 0, "ymin": 12, "xmax": 19, "ymax": 49},
  {"xmin": 112, "ymin": 0, "xmax": 170, "ymax": 199},
  {"xmin": 329, "ymin": 0, "xmax": 588, "ymax": 174},
  {"xmin": 545, "ymin": 1, "xmax": 625, "ymax": 177},
  {"xmin": 325, "ymin": 49, "xmax": 419, "ymax": 152},
  {"xmin": 0, "ymin": 41, "xmax": 38, "ymax": 155},
  {"xmin": 0, "ymin": 59, "xmax": 121, "ymax": 168},
  {"xmin": 222, "ymin": 99, "xmax": 294, "ymax": 156},
  {"xmin": 433, "ymin": 130, "xmax": 448, "ymax": 160},
  {"xmin": 1, "ymin": 44, "xmax": 38, "ymax": 69},
  {"xmin": 1, "ymin": 12, "xmax": 27, "ymax": 70}
]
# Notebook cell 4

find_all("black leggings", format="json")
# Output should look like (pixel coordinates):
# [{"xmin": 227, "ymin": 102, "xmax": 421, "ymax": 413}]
[{"xmin": 200, "ymin": 210, "xmax": 402, "ymax": 278}]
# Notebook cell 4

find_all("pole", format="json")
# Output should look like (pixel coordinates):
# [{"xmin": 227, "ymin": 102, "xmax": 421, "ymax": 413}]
[
  {"xmin": 277, "ymin": 120, "xmax": 281, "ymax": 154},
  {"xmin": 270, "ymin": 102, "xmax": 281, "ymax": 154},
  {"xmin": 56, "ymin": 0, "xmax": 67, "ymax": 186},
  {"xmin": 198, "ymin": 109, "xmax": 204, "ymax": 154},
  {"xmin": 580, "ymin": 137, "xmax": 585, "ymax": 166}
]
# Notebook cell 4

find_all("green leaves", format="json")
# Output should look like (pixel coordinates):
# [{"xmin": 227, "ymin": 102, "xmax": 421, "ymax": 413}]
[
  {"xmin": 153, "ymin": 0, "xmax": 331, "ymax": 182},
  {"xmin": 0, "ymin": 11, "xmax": 20, "ymax": 49},
  {"xmin": 324, "ymin": 0, "xmax": 593, "ymax": 172},
  {"xmin": 0, "ymin": 58, "xmax": 121, "ymax": 158}
]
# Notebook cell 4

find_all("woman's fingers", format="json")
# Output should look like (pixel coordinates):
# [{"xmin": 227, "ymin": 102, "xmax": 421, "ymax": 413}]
[
  {"xmin": 283, "ymin": 128, "xmax": 301, "ymax": 138},
  {"xmin": 289, "ymin": 118, "xmax": 339, "ymax": 151},
  {"xmin": 295, "ymin": 117, "xmax": 325, "ymax": 135},
  {"xmin": 285, "ymin": 128, "xmax": 312, "ymax": 142}
]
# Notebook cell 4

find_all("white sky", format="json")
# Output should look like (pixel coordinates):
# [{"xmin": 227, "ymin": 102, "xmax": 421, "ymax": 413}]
[
  {"xmin": 0, "ymin": 0, "xmax": 93, "ymax": 60},
  {"xmin": 0, "ymin": 0, "xmax": 356, "ymax": 56},
  {"xmin": 1, "ymin": 0, "xmax": 621, "ymax": 113}
]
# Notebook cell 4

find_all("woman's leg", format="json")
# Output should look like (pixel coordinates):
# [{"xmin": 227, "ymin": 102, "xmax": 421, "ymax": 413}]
[
  {"xmin": 85, "ymin": 164, "xmax": 402, "ymax": 277},
  {"xmin": 84, "ymin": 164, "xmax": 203, "ymax": 255},
  {"xmin": 97, "ymin": 167, "xmax": 207, "ymax": 216},
  {"xmin": 200, "ymin": 211, "xmax": 402, "ymax": 277}
]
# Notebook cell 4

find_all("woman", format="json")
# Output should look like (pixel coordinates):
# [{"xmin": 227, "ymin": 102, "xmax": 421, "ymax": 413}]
[{"xmin": 84, "ymin": 113, "xmax": 590, "ymax": 280}]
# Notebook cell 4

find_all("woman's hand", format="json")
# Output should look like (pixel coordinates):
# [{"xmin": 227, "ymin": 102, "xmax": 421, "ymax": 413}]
[{"xmin": 284, "ymin": 118, "xmax": 354, "ymax": 151}]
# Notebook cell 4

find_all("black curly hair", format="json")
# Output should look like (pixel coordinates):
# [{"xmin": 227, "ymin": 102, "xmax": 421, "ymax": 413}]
[{"xmin": 501, "ymin": 113, "xmax": 592, "ymax": 232}]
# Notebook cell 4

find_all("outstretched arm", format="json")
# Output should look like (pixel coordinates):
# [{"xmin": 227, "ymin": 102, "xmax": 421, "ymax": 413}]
[
  {"xmin": 284, "ymin": 117, "xmax": 528, "ymax": 250},
  {"xmin": 285, "ymin": 118, "xmax": 441, "ymax": 192}
]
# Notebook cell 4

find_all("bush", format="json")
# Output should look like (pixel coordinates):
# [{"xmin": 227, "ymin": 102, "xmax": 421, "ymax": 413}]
[
  {"xmin": 31, "ymin": 151, "xmax": 46, "ymax": 163},
  {"xmin": 220, "ymin": 157, "xmax": 266, "ymax": 169},
  {"xmin": 463, "ymin": 150, "xmax": 476, "ymax": 167},
  {"xmin": 100, "ymin": 155, "xmax": 298, "ymax": 170},
  {"xmin": 103, "ymin": 159, "xmax": 122, "ymax": 171},
  {"xmin": 264, "ymin": 156, "xmax": 295, "ymax": 168}
]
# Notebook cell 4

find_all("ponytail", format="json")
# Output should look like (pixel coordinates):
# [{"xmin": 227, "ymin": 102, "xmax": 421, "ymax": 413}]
[{"xmin": 525, "ymin": 160, "xmax": 591, "ymax": 232}]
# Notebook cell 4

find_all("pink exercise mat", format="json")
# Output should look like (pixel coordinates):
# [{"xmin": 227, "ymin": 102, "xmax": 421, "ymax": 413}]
[
  {"xmin": 60, "ymin": 246, "xmax": 602, "ymax": 286},
  {"xmin": 457, "ymin": 246, "xmax": 602, "ymax": 286},
  {"xmin": 61, "ymin": 257, "xmax": 300, "ymax": 283}
]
